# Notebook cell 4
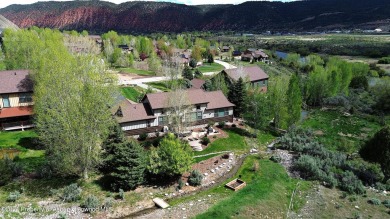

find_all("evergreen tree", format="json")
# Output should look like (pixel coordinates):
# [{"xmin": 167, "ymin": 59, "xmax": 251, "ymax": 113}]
[
  {"xmin": 109, "ymin": 140, "xmax": 146, "ymax": 191},
  {"xmin": 182, "ymin": 65, "xmax": 193, "ymax": 80},
  {"xmin": 202, "ymin": 79, "xmax": 212, "ymax": 91},
  {"xmin": 100, "ymin": 124, "xmax": 125, "ymax": 174},
  {"xmin": 207, "ymin": 53, "xmax": 214, "ymax": 64},
  {"xmin": 194, "ymin": 69, "xmax": 203, "ymax": 79},
  {"xmin": 189, "ymin": 59, "xmax": 197, "ymax": 69},
  {"xmin": 286, "ymin": 74, "xmax": 302, "ymax": 127},
  {"xmin": 229, "ymin": 77, "xmax": 246, "ymax": 117}
]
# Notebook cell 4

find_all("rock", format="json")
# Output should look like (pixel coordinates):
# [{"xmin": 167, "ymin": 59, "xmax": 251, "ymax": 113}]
[
  {"xmin": 149, "ymin": 193, "xmax": 153, "ymax": 195},
  {"xmin": 182, "ymin": 208, "xmax": 186, "ymax": 210},
  {"xmin": 165, "ymin": 193, "xmax": 168, "ymax": 196},
  {"xmin": 179, "ymin": 190, "xmax": 184, "ymax": 193},
  {"xmin": 355, "ymin": 206, "xmax": 359, "ymax": 209},
  {"xmin": 211, "ymin": 181, "xmax": 215, "ymax": 184},
  {"xmin": 172, "ymin": 193, "xmax": 176, "ymax": 196},
  {"xmin": 216, "ymin": 167, "xmax": 219, "ymax": 170},
  {"xmin": 198, "ymin": 199, "xmax": 202, "ymax": 202},
  {"xmin": 208, "ymin": 195, "xmax": 211, "ymax": 197},
  {"xmin": 204, "ymin": 173, "xmax": 208, "ymax": 176},
  {"xmin": 211, "ymin": 169, "xmax": 215, "ymax": 173},
  {"xmin": 185, "ymin": 183, "xmax": 189, "ymax": 186},
  {"xmin": 190, "ymin": 203, "xmax": 193, "ymax": 206}
]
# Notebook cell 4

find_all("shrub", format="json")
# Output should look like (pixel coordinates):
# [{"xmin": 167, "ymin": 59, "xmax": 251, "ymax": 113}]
[
  {"xmin": 82, "ymin": 195, "xmax": 100, "ymax": 213},
  {"xmin": 368, "ymin": 198, "xmax": 381, "ymax": 205},
  {"xmin": 270, "ymin": 155, "xmax": 281, "ymax": 163},
  {"xmin": 138, "ymin": 133, "xmax": 148, "ymax": 141},
  {"xmin": 188, "ymin": 170, "xmax": 203, "ymax": 186},
  {"xmin": 253, "ymin": 161, "xmax": 259, "ymax": 172},
  {"xmin": 217, "ymin": 121, "xmax": 225, "ymax": 128},
  {"xmin": 349, "ymin": 195, "xmax": 357, "ymax": 202},
  {"xmin": 36, "ymin": 163, "xmax": 54, "ymax": 179},
  {"xmin": 231, "ymin": 124, "xmax": 237, "ymax": 128},
  {"xmin": 103, "ymin": 198, "xmax": 114, "ymax": 209},
  {"xmin": 339, "ymin": 171, "xmax": 365, "ymax": 194},
  {"xmin": 378, "ymin": 57, "xmax": 390, "ymax": 64},
  {"xmin": 118, "ymin": 188, "xmax": 125, "ymax": 200},
  {"xmin": 6, "ymin": 191, "xmax": 21, "ymax": 202},
  {"xmin": 383, "ymin": 200, "xmax": 390, "ymax": 208},
  {"xmin": 201, "ymin": 137, "xmax": 210, "ymax": 145},
  {"xmin": 58, "ymin": 213, "xmax": 67, "ymax": 219},
  {"xmin": 0, "ymin": 158, "xmax": 13, "ymax": 186},
  {"xmin": 375, "ymin": 182, "xmax": 386, "ymax": 191},
  {"xmin": 61, "ymin": 183, "xmax": 82, "ymax": 202},
  {"xmin": 177, "ymin": 178, "xmax": 184, "ymax": 190}
]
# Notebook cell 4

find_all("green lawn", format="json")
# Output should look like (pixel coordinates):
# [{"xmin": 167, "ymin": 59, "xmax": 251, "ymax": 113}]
[
  {"xmin": 194, "ymin": 129, "xmax": 249, "ymax": 157},
  {"xmin": 121, "ymin": 86, "xmax": 145, "ymax": 102},
  {"xmin": 117, "ymin": 67, "xmax": 155, "ymax": 76},
  {"xmin": 145, "ymin": 81, "xmax": 171, "ymax": 92},
  {"xmin": 301, "ymin": 110, "xmax": 382, "ymax": 151},
  {"xmin": 196, "ymin": 158, "xmax": 311, "ymax": 218},
  {"xmin": 0, "ymin": 130, "xmax": 38, "ymax": 150},
  {"xmin": 197, "ymin": 63, "xmax": 225, "ymax": 73}
]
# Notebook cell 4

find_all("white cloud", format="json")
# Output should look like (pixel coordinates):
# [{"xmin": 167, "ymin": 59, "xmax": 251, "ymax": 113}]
[{"xmin": 0, "ymin": 0, "xmax": 293, "ymax": 10}]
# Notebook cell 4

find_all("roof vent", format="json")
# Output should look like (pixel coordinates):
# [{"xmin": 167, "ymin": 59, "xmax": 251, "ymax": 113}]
[
  {"xmin": 116, "ymin": 106, "xmax": 123, "ymax": 117},
  {"xmin": 14, "ymin": 72, "xmax": 16, "ymax": 75}
]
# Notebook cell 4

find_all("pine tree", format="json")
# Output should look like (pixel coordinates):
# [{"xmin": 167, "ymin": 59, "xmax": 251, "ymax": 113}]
[
  {"xmin": 229, "ymin": 77, "xmax": 246, "ymax": 117},
  {"xmin": 100, "ymin": 124, "xmax": 125, "ymax": 174},
  {"xmin": 109, "ymin": 140, "xmax": 146, "ymax": 191},
  {"xmin": 182, "ymin": 65, "xmax": 193, "ymax": 80},
  {"xmin": 194, "ymin": 69, "xmax": 203, "ymax": 79},
  {"xmin": 286, "ymin": 74, "xmax": 302, "ymax": 127}
]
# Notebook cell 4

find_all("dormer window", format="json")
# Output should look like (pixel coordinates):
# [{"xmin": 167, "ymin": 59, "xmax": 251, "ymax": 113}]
[{"xmin": 196, "ymin": 105, "xmax": 201, "ymax": 110}]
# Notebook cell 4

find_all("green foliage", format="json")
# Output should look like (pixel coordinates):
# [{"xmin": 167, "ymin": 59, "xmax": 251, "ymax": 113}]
[
  {"xmin": 372, "ymin": 77, "xmax": 390, "ymax": 112},
  {"xmin": 286, "ymin": 74, "xmax": 302, "ymax": 127},
  {"xmin": 339, "ymin": 171, "xmax": 365, "ymax": 194},
  {"xmin": 268, "ymin": 76, "xmax": 289, "ymax": 129},
  {"xmin": 147, "ymin": 134, "xmax": 193, "ymax": 177},
  {"xmin": 194, "ymin": 69, "xmax": 203, "ymax": 79},
  {"xmin": 138, "ymin": 133, "xmax": 148, "ymax": 141},
  {"xmin": 177, "ymin": 178, "xmax": 184, "ymax": 190},
  {"xmin": 360, "ymin": 126, "xmax": 390, "ymax": 178},
  {"xmin": 82, "ymin": 195, "xmax": 101, "ymax": 212},
  {"xmin": 118, "ymin": 188, "xmax": 125, "ymax": 200},
  {"xmin": 188, "ymin": 170, "xmax": 203, "ymax": 186},
  {"xmin": 350, "ymin": 76, "xmax": 368, "ymax": 90},
  {"xmin": 378, "ymin": 57, "xmax": 390, "ymax": 64},
  {"xmin": 207, "ymin": 53, "xmax": 214, "ymax": 64},
  {"xmin": 61, "ymin": 183, "xmax": 82, "ymax": 202},
  {"xmin": 228, "ymin": 77, "xmax": 246, "ymax": 117},
  {"xmin": 383, "ymin": 199, "xmax": 390, "ymax": 208},
  {"xmin": 6, "ymin": 191, "xmax": 21, "ymax": 202},
  {"xmin": 201, "ymin": 137, "xmax": 210, "ymax": 145},
  {"xmin": 244, "ymin": 88, "xmax": 271, "ymax": 129},
  {"xmin": 108, "ymin": 140, "xmax": 146, "ymax": 191},
  {"xmin": 0, "ymin": 157, "xmax": 14, "ymax": 186},
  {"xmin": 368, "ymin": 198, "xmax": 381, "ymax": 205},
  {"xmin": 189, "ymin": 59, "xmax": 197, "ymax": 68},
  {"xmin": 217, "ymin": 121, "xmax": 225, "ymax": 128},
  {"xmin": 182, "ymin": 66, "xmax": 193, "ymax": 80}
]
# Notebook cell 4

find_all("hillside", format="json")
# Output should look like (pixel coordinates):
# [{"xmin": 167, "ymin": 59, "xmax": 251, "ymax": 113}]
[
  {"xmin": 0, "ymin": 0, "xmax": 389, "ymax": 33},
  {"xmin": 0, "ymin": 14, "xmax": 19, "ymax": 32}
]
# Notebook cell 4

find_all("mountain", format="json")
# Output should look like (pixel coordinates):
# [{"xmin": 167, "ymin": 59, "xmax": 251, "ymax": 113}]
[{"xmin": 0, "ymin": 0, "xmax": 389, "ymax": 33}]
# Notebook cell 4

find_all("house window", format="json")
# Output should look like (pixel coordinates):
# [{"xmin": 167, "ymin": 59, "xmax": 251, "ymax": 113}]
[
  {"xmin": 2, "ymin": 95, "xmax": 10, "ymax": 108},
  {"xmin": 215, "ymin": 108, "xmax": 227, "ymax": 117},
  {"xmin": 196, "ymin": 105, "xmax": 201, "ymax": 110},
  {"xmin": 197, "ymin": 111, "xmax": 202, "ymax": 120},
  {"xmin": 19, "ymin": 93, "xmax": 33, "ymax": 103},
  {"xmin": 158, "ymin": 116, "xmax": 168, "ymax": 125}
]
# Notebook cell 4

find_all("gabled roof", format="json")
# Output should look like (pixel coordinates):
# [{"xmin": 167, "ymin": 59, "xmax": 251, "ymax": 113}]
[
  {"xmin": 144, "ymin": 89, "xmax": 234, "ymax": 110},
  {"xmin": 190, "ymin": 79, "xmax": 205, "ymax": 89},
  {"xmin": 0, "ymin": 70, "xmax": 33, "ymax": 94},
  {"xmin": 223, "ymin": 66, "xmax": 269, "ymax": 82},
  {"xmin": 113, "ymin": 99, "xmax": 155, "ymax": 123}
]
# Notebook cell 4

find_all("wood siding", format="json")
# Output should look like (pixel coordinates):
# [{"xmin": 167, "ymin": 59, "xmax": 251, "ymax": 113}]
[{"xmin": 0, "ymin": 92, "xmax": 33, "ymax": 108}]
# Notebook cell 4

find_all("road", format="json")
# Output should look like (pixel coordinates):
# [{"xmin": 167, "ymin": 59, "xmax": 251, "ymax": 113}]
[{"xmin": 117, "ymin": 60, "xmax": 237, "ymax": 92}]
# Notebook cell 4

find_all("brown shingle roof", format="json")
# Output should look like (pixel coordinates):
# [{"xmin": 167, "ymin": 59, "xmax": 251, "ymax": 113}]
[
  {"xmin": 0, "ymin": 70, "xmax": 33, "ymax": 94},
  {"xmin": 205, "ymin": 91, "xmax": 235, "ymax": 109},
  {"xmin": 190, "ymin": 79, "xmax": 205, "ymax": 89},
  {"xmin": 144, "ymin": 89, "xmax": 234, "ymax": 110},
  {"xmin": 224, "ymin": 66, "xmax": 269, "ymax": 82},
  {"xmin": 113, "ymin": 99, "xmax": 155, "ymax": 123}
]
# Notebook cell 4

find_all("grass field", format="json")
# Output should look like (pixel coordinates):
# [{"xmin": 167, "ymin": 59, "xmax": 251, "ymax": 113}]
[
  {"xmin": 193, "ymin": 129, "xmax": 249, "ymax": 157},
  {"xmin": 145, "ymin": 81, "xmax": 171, "ymax": 92},
  {"xmin": 301, "ymin": 110, "xmax": 382, "ymax": 151},
  {"xmin": 197, "ymin": 63, "xmax": 225, "ymax": 73},
  {"xmin": 117, "ymin": 67, "xmax": 155, "ymax": 76},
  {"xmin": 0, "ymin": 130, "xmax": 38, "ymax": 150},
  {"xmin": 121, "ymin": 86, "xmax": 145, "ymax": 102}
]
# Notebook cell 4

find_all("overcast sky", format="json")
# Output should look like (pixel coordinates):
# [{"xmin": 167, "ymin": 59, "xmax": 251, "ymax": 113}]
[{"xmin": 0, "ymin": 0, "xmax": 293, "ymax": 10}]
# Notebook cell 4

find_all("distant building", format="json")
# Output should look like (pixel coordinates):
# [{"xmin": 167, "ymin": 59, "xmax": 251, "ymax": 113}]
[
  {"xmin": 220, "ymin": 66, "xmax": 269, "ymax": 92},
  {"xmin": 0, "ymin": 70, "xmax": 34, "ymax": 131},
  {"xmin": 241, "ymin": 49, "xmax": 269, "ymax": 63}
]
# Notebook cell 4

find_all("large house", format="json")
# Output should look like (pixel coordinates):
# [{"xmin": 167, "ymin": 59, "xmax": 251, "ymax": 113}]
[
  {"xmin": 113, "ymin": 89, "xmax": 234, "ymax": 135},
  {"xmin": 220, "ymin": 66, "xmax": 269, "ymax": 91},
  {"xmin": 0, "ymin": 70, "xmax": 34, "ymax": 130},
  {"xmin": 241, "ymin": 49, "xmax": 269, "ymax": 63}
]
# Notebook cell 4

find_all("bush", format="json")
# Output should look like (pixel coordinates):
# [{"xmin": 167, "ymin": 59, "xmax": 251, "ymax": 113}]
[
  {"xmin": 201, "ymin": 137, "xmax": 210, "ymax": 145},
  {"xmin": 82, "ymin": 195, "xmax": 100, "ymax": 213},
  {"xmin": 0, "ymin": 157, "xmax": 13, "ymax": 186},
  {"xmin": 177, "ymin": 178, "xmax": 184, "ymax": 190},
  {"xmin": 383, "ymin": 199, "xmax": 390, "ymax": 208},
  {"xmin": 368, "ymin": 198, "xmax": 381, "ymax": 205},
  {"xmin": 378, "ymin": 57, "xmax": 390, "ymax": 64},
  {"xmin": 103, "ymin": 198, "xmax": 114, "ymax": 209},
  {"xmin": 138, "ymin": 133, "xmax": 148, "ymax": 141},
  {"xmin": 118, "ymin": 188, "xmax": 125, "ymax": 200},
  {"xmin": 217, "ymin": 121, "xmax": 225, "ymax": 128},
  {"xmin": 6, "ymin": 191, "xmax": 21, "ymax": 202},
  {"xmin": 270, "ymin": 155, "xmax": 281, "ymax": 163},
  {"xmin": 231, "ymin": 124, "xmax": 237, "ymax": 128},
  {"xmin": 339, "ymin": 171, "xmax": 366, "ymax": 194},
  {"xmin": 61, "ymin": 183, "xmax": 82, "ymax": 202},
  {"xmin": 188, "ymin": 170, "xmax": 203, "ymax": 186}
]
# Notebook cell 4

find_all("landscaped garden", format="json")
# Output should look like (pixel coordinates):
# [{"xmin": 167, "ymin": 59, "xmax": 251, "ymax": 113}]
[
  {"xmin": 197, "ymin": 63, "xmax": 225, "ymax": 73},
  {"xmin": 120, "ymin": 86, "xmax": 145, "ymax": 102},
  {"xmin": 117, "ymin": 67, "xmax": 155, "ymax": 76}
]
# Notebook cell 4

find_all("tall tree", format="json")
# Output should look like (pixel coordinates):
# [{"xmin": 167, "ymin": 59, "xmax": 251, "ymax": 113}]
[
  {"xmin": 269, "ymin": 76, "xmax": 288, "ymax": 129},
  {"xmin": 286, "ymin": 74, "xmax": 302, "ymax": 127},
  {"xmin": 228, "ymin": 77, "xmax": 246, "ymax": 117},
  {"xmin": 244, "ymin": 88, "xmax": 271, "ymax": 129},
  {"xmin": 182, "ymin": 65, "xmax": 193, "ymax": 80},
  {"xmin": 147, "ymin": 134, "xmax": 193, "ymax": 177},
  {"xmin": 109, "ymin": 140, "xmax": 146, "ymax": 191},
  {"xmin": 165, "ymin": 88, "xmax": 192, "ymax": 133}
]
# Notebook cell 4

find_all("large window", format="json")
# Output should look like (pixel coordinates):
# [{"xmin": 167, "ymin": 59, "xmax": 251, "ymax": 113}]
[
  {"xmin": 158, "ymin": 116, "xmax": 168, "ymax": 125},
  {"xmin": 215, "ymin": 108, "xmax": 229, "ymax": 117},
  {"xmin": 19, "ymin": 93, "xmax": 33, "ymax": 103},
  {"xmin": 2, "ymin": 95, "xmax": 10, "ymax": 108}
]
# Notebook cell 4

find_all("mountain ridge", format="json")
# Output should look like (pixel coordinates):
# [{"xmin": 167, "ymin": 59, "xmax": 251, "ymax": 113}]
[{"xmin": 0, "ymin": 0, "xmax": 389, "ymax": 33}]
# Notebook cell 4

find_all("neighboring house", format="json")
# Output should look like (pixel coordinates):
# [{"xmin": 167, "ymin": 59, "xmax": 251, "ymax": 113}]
[
  {"xmin": 171, "ymin": 48, "xmax": 192, "ymax": 66},
  {"xmin": 241, "ymin": 49, "xmax": 269, "ymax": 63},
  {"xmin": 220, "ymin": 66, "xmax": 269, "ymax": 91},
  {"xmin": 190, "ymin": 79, "xmax": 205, "ymax": 90},
  {"xmin": 221, "ymin": 46, "xmax": 230, "ymax": 52},
  {"xmin": 113, "ymin": 89, "xmax": 234, "ymax": 135},
  {"xmin": 0, "ymin": 70, "xmax": 34, "ymax": 131},
  {"xmin": 232, "ymin": 50, "xmax": 242, "ymax": 57}
]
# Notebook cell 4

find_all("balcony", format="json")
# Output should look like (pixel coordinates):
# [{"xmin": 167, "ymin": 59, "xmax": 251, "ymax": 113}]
[{"xmin": 2, "ymin": 120, "xmax": 35, "ymax": 131}]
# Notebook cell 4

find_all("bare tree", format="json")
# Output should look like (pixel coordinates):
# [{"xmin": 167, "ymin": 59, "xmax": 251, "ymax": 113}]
[{"xmin": 164, "ymin": 88, "xmax": 192, "ymax": 134}]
